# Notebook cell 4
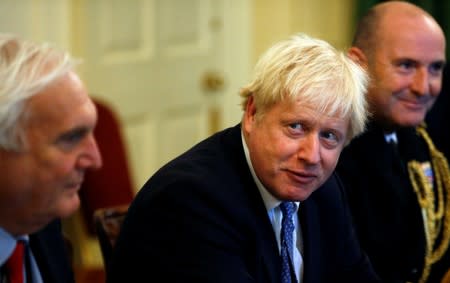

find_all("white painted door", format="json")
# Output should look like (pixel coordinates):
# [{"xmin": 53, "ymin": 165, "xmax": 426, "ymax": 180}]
[
  {"xmin": 73, "ymin": 0, "xmax": 250, "ymax": 190},
  {"xmin": 0, "ymin": 0, "xmax": 71, "ymax": 49}
]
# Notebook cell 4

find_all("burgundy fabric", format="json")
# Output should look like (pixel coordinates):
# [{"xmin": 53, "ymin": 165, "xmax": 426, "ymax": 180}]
[
  {"xmin": 78, "ymin": 99, "xmax": 134, "ymax": 235},
  {"xmin": 5, "ymin": 241, "xmax": 25, "ymax": 283}
]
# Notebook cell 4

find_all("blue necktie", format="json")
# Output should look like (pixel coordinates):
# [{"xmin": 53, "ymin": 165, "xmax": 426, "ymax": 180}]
[{"xmin": 280, "ymin": 202, "xmax": 296, "ymax": 283}]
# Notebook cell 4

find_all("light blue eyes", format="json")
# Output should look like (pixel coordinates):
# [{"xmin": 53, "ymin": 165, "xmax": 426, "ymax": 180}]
[
  {"xmin": 287, "ymin": 123, "xmax": 340, "ymax": 147},
  {"xmin": 320, "ymin": 131, "xmax": 338, "ymax": 142},
  {"xmin": 289, "ymin": 123, "xmax": 303, "ymax": 131}
]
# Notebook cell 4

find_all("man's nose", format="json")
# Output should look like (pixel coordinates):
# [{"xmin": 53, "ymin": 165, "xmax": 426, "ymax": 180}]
[
  {"xmin": 79, "ymin": 134, "xmax": 103, "ymax": 170},
  {"xmin": 298, "ymin": 135, "xmax": 321, "ymax": 165},
  {"xmin": 411, "ymin": 67, "xmax": 430, "ymax": 96}
]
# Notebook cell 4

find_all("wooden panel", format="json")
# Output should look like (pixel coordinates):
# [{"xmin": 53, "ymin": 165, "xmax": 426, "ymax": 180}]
[
  {"xmin": 98, "ymin": 0, "xmax": 155, "ymax": 63},
  {"xmin": 123, "ymin": 115, "xmax": 158, "ymax": 190},
  {"xmin": 158, "ymin": 0, "xmax": 211, "ymax": 56},
  {"xmin": 159, "ymin": 106, "xmax": 208, "ymax": 165},
  {"xmin": 0, "ymin": 0, "xmax": 71, "ymax": 49}
]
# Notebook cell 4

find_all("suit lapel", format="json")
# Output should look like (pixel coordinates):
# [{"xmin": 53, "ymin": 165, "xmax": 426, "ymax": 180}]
[
  {"xmin": 299, "ymin": 197, "xmax": 321, "ymax": 283},
  {"xmin": 230, "ymin": 125, "xmax": 281, "ymax": 283},
  {"xmin": 241, "ymin": 162, "xmax": 280, "ymax": 283},
  {"xmin": 255, "ymin": 213, "xmax": 282, "ymax": 283},
  {"xmin": 29, "ymin": 221, "xmax": 74, "ymax": 283}
]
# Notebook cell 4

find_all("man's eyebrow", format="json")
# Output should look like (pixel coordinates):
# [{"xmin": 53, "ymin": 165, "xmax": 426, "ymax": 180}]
[
  {"xmin": 55, "ymin": 126, "xmax": 90, "ymax": 142},
  {"xmin": 432, "ymin": 60, "xmax": 446, "ymax": 67}
]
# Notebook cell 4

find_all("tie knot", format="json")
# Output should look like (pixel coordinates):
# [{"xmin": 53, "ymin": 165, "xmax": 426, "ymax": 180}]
[{"xmin": 280, "ymin": 201, "xmax": 296, "ymax": 218}]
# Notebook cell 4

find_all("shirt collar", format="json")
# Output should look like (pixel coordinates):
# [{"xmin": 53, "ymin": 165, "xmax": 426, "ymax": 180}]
[
  {"xmin": 0, "ymin": 227, "xmax": 29, "ymax": 265},
  {"xmin": 384, "ymin": 132, "xmax": 398, "ymax": 144}
]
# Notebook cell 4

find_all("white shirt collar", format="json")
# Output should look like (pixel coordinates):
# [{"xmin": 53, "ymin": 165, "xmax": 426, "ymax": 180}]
[
  {"xmin": 384, "ymin": 132, "xmax": 398, "ymax": 144},
  {"xmin": 0, "ymin": 227, "xmax": 28, "ymax": 265}
]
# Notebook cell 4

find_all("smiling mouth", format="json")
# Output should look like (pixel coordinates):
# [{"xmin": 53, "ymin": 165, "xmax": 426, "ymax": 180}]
[
  {"xmin": 399, "ymin": 98, "xmax": 429, "ymax": 110},
  {"xmin": 286, "ymin": 169, "xmax": 317, "ymax": 184},
  {"xmin": 66, "ymin": 174, "xmax": 85, "ymax": 190},
  {"xmin": 65, "ymin": 182, "xmax": 82, "ymax": 190}
]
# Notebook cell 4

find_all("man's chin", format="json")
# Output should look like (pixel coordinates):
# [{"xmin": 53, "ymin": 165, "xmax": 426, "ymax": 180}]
[
  {"xmin": 395, "ymin": 115, "xmax": 426, "ymax": 128},
  {"xmin": 56, "ymin": 193, "xmax": 80, "ymax": 218},
  {"xmin": 24, "ymin": 216, "xmax": 54, "ymax": 235},
  {"xmin": 287, "ymin": 186, "xmax": 316, "ymax": 202}
]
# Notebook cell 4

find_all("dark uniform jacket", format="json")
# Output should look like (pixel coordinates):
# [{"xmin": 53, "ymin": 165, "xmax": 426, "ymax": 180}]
[{"xmin": 336, "ymin": 123, "xmax": 450, "ymax": 283}]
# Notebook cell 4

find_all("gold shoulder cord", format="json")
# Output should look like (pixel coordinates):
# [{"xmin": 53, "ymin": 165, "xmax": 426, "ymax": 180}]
[{"xmin": 407, "ymin": 125, "xmax": 450, "ymax": 283}]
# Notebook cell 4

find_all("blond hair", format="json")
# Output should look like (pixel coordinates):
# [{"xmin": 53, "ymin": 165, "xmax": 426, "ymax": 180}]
[{"xmin": 240, "ymin": 33, "xmax": 368, "ymax": 141}]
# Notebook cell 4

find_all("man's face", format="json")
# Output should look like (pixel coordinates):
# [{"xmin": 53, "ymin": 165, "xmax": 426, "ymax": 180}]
[
  {"xmin": 243, "ymin": 97, "xmax": 349, "ymax": 201},
  {"xmin": 365, "ymin": 16, "xmax": 446, "ymax": 129},
  {"xmin": 0, "ymin": 71, "xmax": 102, "ymax": 235}
]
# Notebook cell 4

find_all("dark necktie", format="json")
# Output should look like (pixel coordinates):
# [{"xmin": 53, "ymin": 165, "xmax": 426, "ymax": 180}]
[
  {"xmin": 387, "ymin": 140, "xmax": 406, "ymax": 174},
  {"xmin": 5, "ymin": 241, "xmax": 25, "ymax": 283},
  {"xmin": 280, "ymin": 201, "xmax": 297, "ymax": 283}
]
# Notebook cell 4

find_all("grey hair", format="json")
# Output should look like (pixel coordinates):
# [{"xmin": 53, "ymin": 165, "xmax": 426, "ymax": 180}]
[
  {"xmin": 0, "ymin": 34, "xmax": 78, "ymax": 151},
  {"xmin": 240, "ymin": 33, "xmax": 369, "ymax": 141}
]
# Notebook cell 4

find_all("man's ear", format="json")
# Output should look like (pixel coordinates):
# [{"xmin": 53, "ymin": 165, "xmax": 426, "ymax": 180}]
[
  {"xmin": 348, "ymin": 47, "xmax": 368, "ymax": 69},
  {"xmin": 243, "ymin": 95, "xmax": 256, "ymax": 131}
]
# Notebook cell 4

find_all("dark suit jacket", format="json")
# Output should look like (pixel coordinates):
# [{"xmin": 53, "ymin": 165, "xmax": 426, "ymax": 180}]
[
  {"xmin": 427, "ymin": 66, "xmax": 450, "ymax": 160},
  {"xmin": 107, "ymin": 124, "xmax": 379, "ymax": 283},
  {"xmin": 29, "ymin": 220, "xmax": 75, "ymax": 283},
  {"xmin": 336, "ymin": 123, "xmax": 450, "ymax": 283}
]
